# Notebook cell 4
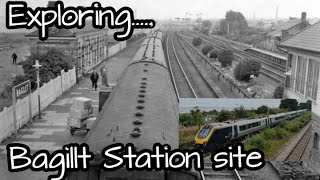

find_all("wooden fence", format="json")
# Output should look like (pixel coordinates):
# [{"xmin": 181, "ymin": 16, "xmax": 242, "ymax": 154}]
[{"xmin": 0, "ymin": 68, "xmax": 76, "ymax": 142}]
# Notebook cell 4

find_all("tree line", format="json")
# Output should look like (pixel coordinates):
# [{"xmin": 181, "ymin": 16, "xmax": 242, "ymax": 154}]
[{"xmin": 180, "ymin": 99, "xmax": 312, "ymax": 128}]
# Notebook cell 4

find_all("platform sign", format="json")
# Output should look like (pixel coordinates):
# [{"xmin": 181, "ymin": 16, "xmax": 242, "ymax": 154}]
[
  {"xmin": 12, "ymin": 80, "xmax": 32, "ymax": 136},
  {"xmin": 14, "ymin": 81, "xmax": 31, "ymax": 99}
]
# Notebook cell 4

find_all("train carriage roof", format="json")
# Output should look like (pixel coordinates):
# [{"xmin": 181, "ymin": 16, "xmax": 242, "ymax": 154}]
[
  {"xmin": 245, "ymin": 47, "xmax": 287, "ymax": 60},
  {"xmin": 269, "ymin": 109, "xmax": 306, "ymax": 118},
  {"xmin": 84, "ymin": 63, "xmax": 178, "ymax": 152},
  {"xmin": 84, "ymin": 32, "xmax": 177, "ymax": 152},
  {"xmin": 131, "ymin": 37, "xmax": 167, "ymax": 68},
  {"xmin": 234, "ymin": 117, "xmax": 267, "ymax": 126},
  {"xmin": 147, "ymin": 31, "xmax": 163, "ymax": 41}
]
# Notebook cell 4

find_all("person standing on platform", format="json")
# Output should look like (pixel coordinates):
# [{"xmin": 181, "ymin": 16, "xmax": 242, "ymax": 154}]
[
  {"xmin": 90, "ymin": 70, "xmax": 99, "ymax": 91},
  {"xmin": 12, "ymin": 53, "xmax": 17, "ymax": 64},
  {"xmin": 100, "ymin": 65, "xmax": 109, "ymax": 88}
]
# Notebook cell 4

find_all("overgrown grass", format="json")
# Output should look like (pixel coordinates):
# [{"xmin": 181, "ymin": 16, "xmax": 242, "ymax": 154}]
[
  {"xmin": 179, "ymin": 125, "xmax": 199, "ymax": 150},
  {"xmin": 243, "ymin": 112, "xmax": 312, "ymax": 159}
]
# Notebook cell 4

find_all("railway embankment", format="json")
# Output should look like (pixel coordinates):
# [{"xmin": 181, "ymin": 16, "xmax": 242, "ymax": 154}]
[
  {"xmin": 275, "ymin": 120, "xmax": 312, "ymax": 161},
  {"xmin": 243, "ymin": 112, "xmax": 312, "ymax": 160}
]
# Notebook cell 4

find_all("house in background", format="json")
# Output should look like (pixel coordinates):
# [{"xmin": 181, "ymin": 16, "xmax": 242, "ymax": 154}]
[
  {"xmin": 270, "ymin": 12, "xmax": 310, "ymax": 40},
  {"xmin": 262, "ymin": 12, "xmax": 310, "ymax": 51},
  {"xmin": 277, "ymin": 20, "xmax": 320, "ymax": 173},
  {"xmin": 25, "ymin": 1, "xmax": 109, "ymax": 79},
  {"xmin": 26, "ymin": 25, "xmax": 109, "ymax": 79}
]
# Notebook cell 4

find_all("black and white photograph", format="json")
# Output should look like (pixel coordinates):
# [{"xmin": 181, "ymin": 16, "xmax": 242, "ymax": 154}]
[{"xmin": 0, "ymin": 0, "xmax": 320, "ymax": 179}]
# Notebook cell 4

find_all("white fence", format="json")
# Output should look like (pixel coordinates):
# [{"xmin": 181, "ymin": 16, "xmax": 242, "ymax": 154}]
[
  {"xmin": 0, "ymin": 68, "xmax": 76, "ymax": 142},
  {"xmin": 108, "ymin": 41, "xmax": 127, "ymax": 58}
]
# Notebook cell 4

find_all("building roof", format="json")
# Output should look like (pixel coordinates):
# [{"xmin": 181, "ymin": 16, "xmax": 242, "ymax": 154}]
[
  {"xmin": 25, "ymin": 28, "xmax": 76, "ymax": 38},
  {"xmin": 278, "ymin": 21, "xmax": 320, "ymax": 53},
  {"xmin": 268, "ymin": 19, "xmax": 303, "ymax": 37},
  {"xmin": 26, "ymin": 21, "xmax": 107, "ymax": 38}
]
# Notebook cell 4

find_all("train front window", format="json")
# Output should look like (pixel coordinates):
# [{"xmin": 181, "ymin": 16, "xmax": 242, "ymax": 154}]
[{"xmin": 198, "ymin": 125, "xmax": 213, "ymax": 138}]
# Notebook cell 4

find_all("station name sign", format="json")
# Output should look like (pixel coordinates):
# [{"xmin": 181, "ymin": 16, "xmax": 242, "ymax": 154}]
[{"xmin": 14, "ymin": 81, "xmax": 30, "ymax": 100}]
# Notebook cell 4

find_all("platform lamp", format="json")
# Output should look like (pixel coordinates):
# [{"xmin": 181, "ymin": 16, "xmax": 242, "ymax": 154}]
[{"xmin": 33, "ymin": 60, "xmax": 42, "ymax": 119}]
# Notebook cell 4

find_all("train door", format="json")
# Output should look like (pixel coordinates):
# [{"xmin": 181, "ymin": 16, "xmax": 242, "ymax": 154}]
[
  {"xmin": 233, "ymin": 125, "xmax": 238, "ymax": 138},
  {"xmin": 269, "ymin": 118, "xmax": 272, "ymax": 126},
  {"xmin": 266, "ymin": 118, "xmax": 271, "ymax": 126}
]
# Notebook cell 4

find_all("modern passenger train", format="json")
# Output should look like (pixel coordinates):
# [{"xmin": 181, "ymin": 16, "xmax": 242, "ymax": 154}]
[
  {"xmin": 67, "ymin": 31, "xmax": 203, "ymax": 180},
  {"xmin": 194, "ymin": 109, "xmax": 307, "ymax": 152}
]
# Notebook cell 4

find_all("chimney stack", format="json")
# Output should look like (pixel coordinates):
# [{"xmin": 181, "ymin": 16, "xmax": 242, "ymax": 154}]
[
  {"xmin": 301, "ymin": 12, "xmax": 306, "ymax": 21},
  {"xmin": 47, "ymin": 1, "xmax": 58, "ymax": 7}
]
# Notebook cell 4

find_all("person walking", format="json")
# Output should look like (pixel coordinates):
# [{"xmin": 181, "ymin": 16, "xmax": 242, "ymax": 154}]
[
  {"xmin": 100, "ymin": 65, "xmax": 109, "ymax": 88},
  {"xmin": 90, "ymin": 70, "xmax": 99, "ymax": 91},
  {"xmin": 12, "ymin": 53, "xmax": 17, "ymax": 64}
]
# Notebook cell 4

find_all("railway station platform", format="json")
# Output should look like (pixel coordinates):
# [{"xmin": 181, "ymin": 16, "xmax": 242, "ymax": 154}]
[{"xmin": 0, "ymin": 38, "xmax": 146, "ymax": 180}]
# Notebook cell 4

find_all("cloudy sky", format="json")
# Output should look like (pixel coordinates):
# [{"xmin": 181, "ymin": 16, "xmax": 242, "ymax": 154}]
[{"xmin": 1, "ymin": 0, "xmax": 320, "ymax": 32}]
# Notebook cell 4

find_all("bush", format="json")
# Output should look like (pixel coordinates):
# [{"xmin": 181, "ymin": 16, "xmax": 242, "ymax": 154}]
[
  {"xmin": 192, "ymin": 37, "xmax": 202, "ymax": 47},
  {"xmin": 179, "ymin": 113, "xmax": 193, "ymax": 126},
  {"xmin": 20, "ymin": 48, "xmax": 73, "ymax": 90},
  {"xmin": 245, "ymin": 134, "xmax": 266, "ymax": 151},
  {"xmin": 285, "ymin": 121, "xmax": 300, "ymax": 132},
  {"xmin": 209, "ymin": 50, "xmax": 218, "ymax": 59},
  {"xmin": 234, "ymin": 58, "xmax": 261, "ymax": 82},
  {"xmin": 275, "ymin": 128, "xmax": 288, "ymax": 139},
  {"xmin": 279, "ymin": 99, "xmax": 299, "ymax": 111},
  {"xmin": 298, "ymin": 100, "xmax": 312, "ymax": 111},
  {"xmin": 218, "ymin": 49, "xmax": 234, "ymax": 67},
  {"xmin": 216, "ymin": 110, "xmax": 232, "ymax": 122},
  {"xmin": 273, "ymin": 85, "xmax": 284, "ymax": 98},
  {"xmin": 200, "ymin": 29, "xmax": 209, "ymax": 36},
  {"xmin": 278, "ymin": 120, "xmax": 287, "ymax": 128},
  {"xmin": 256, "ymin": 105, "xmax": 269, "ymax": 114},
  {"xmin": 234, "ymin": 105, "xmax": 248, "ymax": 119},
  {"xmin": 202, "ymin": 45, "xmax": 213, "ymax": 55},
  {"xmin": 261, "ymin": 128, "xmax": 277, "ymax": 140},
  {"xmin": 268, "ymin": 108, "xmax": 287, "ymax": 115}
]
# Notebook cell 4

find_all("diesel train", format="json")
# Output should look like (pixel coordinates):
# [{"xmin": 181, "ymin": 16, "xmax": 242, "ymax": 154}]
[
  {"xmin": 67, "ymin": 31, "xmax": 203, "ymax": 180},
  {"xmin": 194, "ymin": 109, "xmax": 307, "ymax": 152}
]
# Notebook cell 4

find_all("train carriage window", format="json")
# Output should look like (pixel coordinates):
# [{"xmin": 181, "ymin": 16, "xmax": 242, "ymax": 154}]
[{"xmin": 239, "ymin": 125, "xmax": 246, "ymax": 131}]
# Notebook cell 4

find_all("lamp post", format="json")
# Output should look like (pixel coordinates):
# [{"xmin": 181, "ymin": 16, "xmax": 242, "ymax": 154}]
[{"xmin": 33, "ymin": 60, "xmax": 42, "ymax": 119}]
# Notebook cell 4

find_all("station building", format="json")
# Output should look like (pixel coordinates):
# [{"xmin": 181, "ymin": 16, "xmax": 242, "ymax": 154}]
[
  {"xmin": 26, "ymin": 26, "xmax": 108, "ymax": 79},
  {"xmin": 278, "ymin": 20, "xmax": 320, "ymax": 173},
  {"xmin": 24, "ymin": 0, "xmax": 110, "ymax": 79}
]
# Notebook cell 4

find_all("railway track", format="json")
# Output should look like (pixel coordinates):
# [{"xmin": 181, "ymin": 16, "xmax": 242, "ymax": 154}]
[
  {"xmin": 285, "ymin": 123, "xmax": 312, "ymax": 161},
  {"xmin": 201, "ymin": 33, "xmax": 286, "ymax": 83},
  {"xmin": 196, "ymin": 32, "xmax": 285, "ymax": 71},
  {"xmin": 173, "ymin": 32, "xmax": 219, "ymax": 98},
  {"xmin": 182, "ymin": 32, "xmax": 285, "ymax": 83},
  {"xmin": 166, "ymin": 30, "xmax": 197, "ymax": 98},
  {"xmin": 177, "ymin": 33, "xmax": 250, "ymax": 98},
  {"xmin": 203, "ymin": 162, "xmax": 248, "ymax": 180},
  {"xmin": 167, "ymin": 29, "xmax": 219, "ymax": 98}
]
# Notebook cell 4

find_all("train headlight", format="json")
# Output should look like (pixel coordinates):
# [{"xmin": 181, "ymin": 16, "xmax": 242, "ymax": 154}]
[{"xmin": 203, "ymin": 141, "xmax": 208, "ymax": 146}]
